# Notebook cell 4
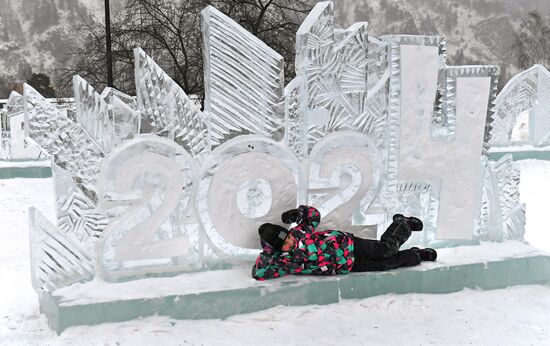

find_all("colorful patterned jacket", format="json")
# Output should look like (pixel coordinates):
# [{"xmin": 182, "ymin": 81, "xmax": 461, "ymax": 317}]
[{"xmin": 252, "ymin": 205, "xmax": 355, "ymax": 280}]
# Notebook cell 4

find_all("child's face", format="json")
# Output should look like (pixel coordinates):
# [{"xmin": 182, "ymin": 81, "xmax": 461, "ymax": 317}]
[{"xmin": 281, "ymin": 233, "xmax": 295, "ymax": 252}]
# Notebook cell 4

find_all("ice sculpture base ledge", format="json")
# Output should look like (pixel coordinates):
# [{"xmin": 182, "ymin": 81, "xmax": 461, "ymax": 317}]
[
  {"xmin": 0, "ymin": 160, "xmax": 52, "ymax": 179},
  {"xmin": 488, "ymin": 145, "xmax": 550, "ymax": 161},
  {"xmin": 41, "ymin": 241, "xmax": 550, "ymax": 334}
]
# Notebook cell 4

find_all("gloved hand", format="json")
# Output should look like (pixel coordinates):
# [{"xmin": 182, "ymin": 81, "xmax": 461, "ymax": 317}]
[{"xmin": 281, "ymin": 208, "xmax": 300, "ymax": 224}]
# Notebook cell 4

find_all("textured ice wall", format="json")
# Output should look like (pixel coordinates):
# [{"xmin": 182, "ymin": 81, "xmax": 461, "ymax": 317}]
[
  {"xmin": 396, "ymin": 43, "xmax": 493, "ymax": 239},
  {"xmin": 489, "ymin": 65, "xmax": 550, "ymax": 147},
  {"xmin": 23, "ymin": 1, "xmax": 524, "ymax": 288},
  {"xmin": 202, "ymin": 6, "xmax": 285, "ymax": 145}
]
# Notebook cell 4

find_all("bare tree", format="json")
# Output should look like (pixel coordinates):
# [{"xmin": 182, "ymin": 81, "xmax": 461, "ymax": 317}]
[{"xmin": 56, "ymin": 0, "xmax": 314, "ymax": 102}]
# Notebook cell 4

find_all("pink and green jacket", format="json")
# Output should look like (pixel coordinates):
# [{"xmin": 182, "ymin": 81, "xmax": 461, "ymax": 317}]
[{"xmin": 252, "ymin": 206, "xmax": 355, "ymax": 280}]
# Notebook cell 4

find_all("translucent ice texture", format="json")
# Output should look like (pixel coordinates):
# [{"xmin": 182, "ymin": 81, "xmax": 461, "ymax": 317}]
[
  {"xmin": 202, "ymin": 6, "xmax": 285, "ymax": 144},
  {"xmin": 479, "ymin": 155, "xmax": 525, "ymax": 241},
  {"xmin": 295, "ymin": 2, "xmax": 388, "ymax": 152},
  {"xmin": 308, "ymin": 132, "xmax": 382, "ymax": 239},
  {"xmin": 29, "ymin": 207, "xmax": 95, "ymax": 292},
  {"xmin": 382, "ymin": 35, "xmax": 499, "ymax": 240},
  {"xmin": 197, "ymin": 136, "xmax": 299, "ymax": 262},
  {"xmin": 53, "ymin": 164, "xmax": 109, "ymax": 254},
  {"xmin": 134, "ymin": 47, "xmax": 210, "ymax": 158},
  {"xmin": 97, "ymin": 135, "xmax": 200, "ymax": 280},
  {"xmin": 73, "ymin": 76, "xmax": 140, "ymax": 154},
  {"xmin": 24, "ymin": 1, "xmax": 527, "ymax": 287},
  {"xmin": 24, "ymin": 84, "xmax": 104, "ymax": 201},
  {"xmin": 0, "ymin": 91, "xmax": 41, "ymax": 159},
  {"xmin": 489, "ymin": 65, "xmax": 550, "ymax": 147}
]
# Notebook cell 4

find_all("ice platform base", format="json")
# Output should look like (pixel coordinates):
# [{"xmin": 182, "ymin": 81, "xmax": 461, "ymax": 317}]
[
  {"xmin": 41, "ymin": 242, "xmax": 550, "ymax": 333},
  {"xmin": 0, "ymin": 160, "xmax": 52, "ymax": 179}
]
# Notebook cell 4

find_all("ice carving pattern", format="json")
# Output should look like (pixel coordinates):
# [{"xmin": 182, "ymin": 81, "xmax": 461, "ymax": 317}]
[
  {"xmin": 308, "ymin": 132, "xmax": 382, "ymax": 238},
  {"xmin": 489, "ymin": 65, "xmax": 550, "ymax": 147},
  {"xmin": 134, "ymin": 47, "xmax": 210, "ymax": 158},
  {"xmin": 382, "ymin": 35, "xmax": 498, "ymax": 240},
  {"xmin": 29, "ymin": 207, "xmax": 95, "ymax": 293},
  {"xmin": 202, "ymin": 6, "xmax": 285, "ymax": 144},
  {"xmin": 97, "ymin": 135, "xmax": 198, "ymax": 280},
  {"xmin": 295, "ymin": 1, "xmax": 388, "ymax": 152},
  {"xmin": 284, "ymin": 77, "xmax": 308, "ymax": 159},
  {"xmin": 53, "ymin": 164, "xmax": 109, "ymax": 254},
  {"xmin": 22, "ymin": 0, "xmax": 527, "ymax": 290},
  {"xmin": 0, "ymin": 125, "xmax": 8, "ymax": 159},
  {"xmin": 197, "ymin": 136, "xmax": 299, "ymax": 261},
  {"xmin": 73, "ymin": 75, "xmax": 112, "ymax": 153},
  {"xmin": 24, "ymin": 84, "xmax": 104, "ymax": 201},
  {"xmin": 73, "ymin": 76, "xmax": 139, "ymax": 154},
  {"xmin": 479, "ymin": 155, "xmax": 525, "ymax": 241},
  {"xmin": 0, "ymin": 91, "xmax": 42, "ymax": 159}
]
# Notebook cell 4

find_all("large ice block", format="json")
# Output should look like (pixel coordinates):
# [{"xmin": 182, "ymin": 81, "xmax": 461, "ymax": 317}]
[
  {"xmin": 479, "ymin": 155, "xmax": 525, "ymax": 241},
  {"xmin": 29, "ymin": 207, "xmax": 95, "ymax": 293},
  {"xmin": 307, "ymin": 131, "xmax": 382, "ymax": 238},
  {"xmin": 201, "ymin": 6, "xmax": 285, "ymax": 145},
  {"xmin": 295, "ymin": 2, "xmax": 389, "ymax": 153},
  {"xmin": 97, "ymin": 135, "xmax": 200, "ymax": 281},
  {"xmin": 134, "ymin": 48, "xmax": 210, "ymax": 159},
  {"xmin": 197, "ymin": 136, "xmax": 299, "ymax": 262},
  {"xmin": 489, "ymin": 65, "xmax": 550, "ymax": 147},
  {"xmin": 73, "ymin": 76, "xmax": 139, "ymax": 154},
  {"xmin": 24, "ymin": 84, "xmax": 104, "ymax": 201},
  {"xmin": 382, "ymin": 36, "xmax": 498, "ymax": 240},
  {"xmin": 73, "ymin": 75, "xmax": 112, "ymax": 153},
  {"xmin": 53, "ymin": 164, "xmax": 109, "ymax": 254}
]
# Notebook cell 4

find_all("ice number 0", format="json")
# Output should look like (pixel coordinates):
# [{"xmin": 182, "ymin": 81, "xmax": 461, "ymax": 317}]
[
  {"xmin": 197, "ymin": 136, "xmax": 300, "ymax": 261},
  {"xmin": 308, "ymin": 132, "xmax": 382, "ymax": 235},
  {"xmin": 97, "ymin": 135, "xmax": 196, "ymax": 281}
]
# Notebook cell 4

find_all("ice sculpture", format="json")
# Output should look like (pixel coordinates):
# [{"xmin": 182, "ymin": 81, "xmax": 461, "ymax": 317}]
[
  {"xmin": 382, "ymin": 35, "xmax": 499, "ymax": 239},
  {"xmin": 29, "ymin": 207, "xmax": 95, "ymax": 292},
  {"xmin": 0, "ymin": 91, "xmax": 42, "ymax": 159},
  {"xmin": 134, "ymin": 47, "xmax": 210, "ymax": 158},
  {"xmin": 0, "ymin": 114, "xmax": 7, "ymax": 159},
  {"xmin": 307, "ymin": 132, "xmax": 382, "ymax": 238},
  {"xmin": 73, "ymin": 76, "xmax": 139, "ymax": 153},
  {"xmin": 24, "ymin": 84, "xmax": 104, "ymax": 201},
  {"xmin": 489, "ymin": 64, "xmax": 550, "ymax": 147},
  {"xmin": 53, "ymin": 164, "xmax": 108, "ymax": 254},
  {"xmin": 479, "ymin": 155, "xmax": 525, "ymax": 241},
  {"xmin": 24, "ymin": 1, "xmax": 524, "ymax": 290},
  {"xmin": 197, "ymin": 135, "xmax": 299, "ymax": 261},
  {"xmin": 97, "ymin": 135, "xmax": 200, "ymax": 279},
  {"xmin": 202, "ymin": 6, "xmax": 285, "ymax": 144},
  {"xmin": 295, "ymin": 2, "xmax": 389, "ymax": 153}
]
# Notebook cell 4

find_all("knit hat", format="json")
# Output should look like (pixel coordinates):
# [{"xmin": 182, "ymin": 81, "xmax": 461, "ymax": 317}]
[{"xmin": 258, "ymin": 223, "xmax": 289, "ymax": 251}]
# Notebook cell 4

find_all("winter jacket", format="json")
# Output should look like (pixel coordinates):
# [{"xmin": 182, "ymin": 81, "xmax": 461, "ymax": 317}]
[{"xmin": 252, "ymin": 205, "xmax": 355, "ymax": 280}]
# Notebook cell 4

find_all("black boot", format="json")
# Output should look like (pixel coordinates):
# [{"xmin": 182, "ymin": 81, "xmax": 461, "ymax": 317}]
[
  {"xmin": 380, "ymin": 221, "xmax": 413, "ymax": 255},
  {"xmin": 411, "ymin": 247, "xmax": 437, "ymax": 261},
  {"xmin": 392, "ymin": 214, "xmax": 423, "ymax": 232}
]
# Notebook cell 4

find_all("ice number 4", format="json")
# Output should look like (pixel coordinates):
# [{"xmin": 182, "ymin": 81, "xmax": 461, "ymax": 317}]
[
  {"xmin": 197, "ymin": 136, "xmax": 300, "ymax": 262},
  {"xmin": 308, "ymin": 132, "xmax": 382, "ymax": 235},
  {"xmin": 97, "ymin": 135, "xmax": 196, "ymax": 281}
]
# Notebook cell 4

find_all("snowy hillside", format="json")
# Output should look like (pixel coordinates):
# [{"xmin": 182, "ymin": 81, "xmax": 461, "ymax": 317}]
[
  {"xmin": 0, "ymin": 0, "xmax": 126, "ymax": 84},
  {"xmin": 0, "ymin": 0, "xmax": 90, "ymax": 77},
  {"xmin": 334, "ymin": 0, "xmax": 550, "ymax": 84}
]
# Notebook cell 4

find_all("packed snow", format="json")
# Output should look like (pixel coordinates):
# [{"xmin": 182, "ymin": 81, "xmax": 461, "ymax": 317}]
[{"xmin": 1, "ymin": 159, "xmax": 550, "ymax": 345}]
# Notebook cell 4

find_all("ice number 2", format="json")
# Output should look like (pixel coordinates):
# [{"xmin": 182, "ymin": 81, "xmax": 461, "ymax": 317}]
[
  {"xmin": 197, "ymin": 136, "xmax": 300, "ymax": 261},
  {"xmin": 97, "ymin": 135, "xmax": 196, "ymax": 281},
  {"xmin": 308, "ymin": 132, "xmax": 382, "ymax": 235}
]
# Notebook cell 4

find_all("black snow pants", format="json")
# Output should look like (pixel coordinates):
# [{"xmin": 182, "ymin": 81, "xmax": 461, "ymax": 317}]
[{"xmin": 351, "ymin": 218, "xmax": 422, "ymax": 272}]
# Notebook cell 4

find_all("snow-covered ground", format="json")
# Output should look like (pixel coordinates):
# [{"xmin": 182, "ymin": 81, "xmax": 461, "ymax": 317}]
[{"xmin": 1, "ymin": 160, "xmax": 550, "ymax": 345}]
